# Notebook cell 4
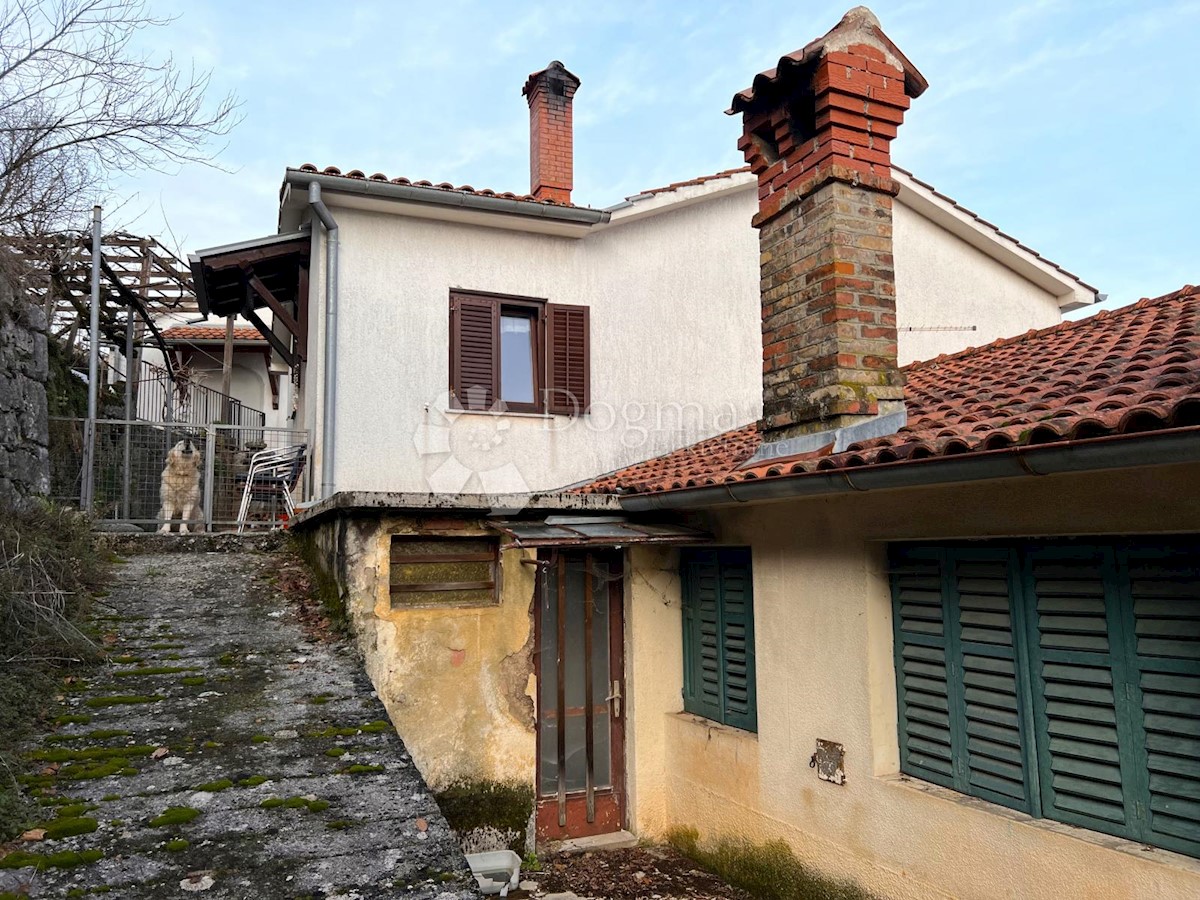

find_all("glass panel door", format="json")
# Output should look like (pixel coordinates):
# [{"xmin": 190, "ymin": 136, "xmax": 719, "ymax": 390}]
[{"xmin": 536, "ymin": 550, "xmax": 625, "ymax": 839}]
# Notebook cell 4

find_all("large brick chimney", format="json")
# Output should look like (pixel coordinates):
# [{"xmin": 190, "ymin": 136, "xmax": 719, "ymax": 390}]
[
  {"xmin": 522, "ymin": 61, "xmax": 580, "ymax": 204},
  {"xmin": 730, "ymin": 7, "xmax": 926, "ymax": 442}
]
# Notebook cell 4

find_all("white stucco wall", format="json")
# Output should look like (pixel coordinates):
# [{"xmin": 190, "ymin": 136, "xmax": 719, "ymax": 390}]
[
  {"xmin": 892, "ymin": 201, "xmax": 1063, "ymax": 365},
  {"xmin": 626, "ymin": 464, "xmax": 1200, "ymax": 900},
  {"xmin": 311, "ymin": 191, "xmax": 761, "ymax": 495},
  {"xmin": 303, "ymin": 177, "xmax": 1085, "ymax": 494}
]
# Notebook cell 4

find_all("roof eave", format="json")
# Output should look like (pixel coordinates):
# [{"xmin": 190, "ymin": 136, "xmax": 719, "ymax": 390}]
[
  {"xmin": 280, "ymin": 170, "xmax": 610, "ymax": 234},
  {"xmin": 893, "ymin": 169, "xmax": 1097, "ymax": 308},
  {"xmin": 614, "ymin": 427, "xmax": 1200, "ymax": 511}
]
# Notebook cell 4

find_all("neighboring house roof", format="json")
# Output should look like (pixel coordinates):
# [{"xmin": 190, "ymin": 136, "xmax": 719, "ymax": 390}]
[
  {"xmin": 161, "ymin": 325, "xmax": 266, "ymax": 343},
  {"xmin": 579, "ymin": 284, "xmax": 1200, "ymax": 496},
  {"xmin": 291, "ymin": 164, "xmax": 577, "ymax": 207},
  {"xmin": 610, "ymin": 163, "xmax": 1094, "ymax": 305}
]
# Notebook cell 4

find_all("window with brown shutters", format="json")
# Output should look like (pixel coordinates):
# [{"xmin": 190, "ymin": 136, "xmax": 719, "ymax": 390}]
[
  {"xmin": 546, "ymin": 303, "xmax": 590, "ymax": 415},
  {"xmin": 449, "ymin": 291, "xmax": 589, "ymax": 415}
]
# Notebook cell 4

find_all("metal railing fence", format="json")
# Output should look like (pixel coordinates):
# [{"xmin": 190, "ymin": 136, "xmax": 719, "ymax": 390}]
[{"xmin": 132, "ymin": 359, "xmax": 266, "ymax": 430}]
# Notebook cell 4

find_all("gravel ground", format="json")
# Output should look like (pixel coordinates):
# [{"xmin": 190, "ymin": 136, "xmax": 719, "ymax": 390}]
[{"xmin": 0, "ymin": 541, "xmax": 479, "ymax": 899}]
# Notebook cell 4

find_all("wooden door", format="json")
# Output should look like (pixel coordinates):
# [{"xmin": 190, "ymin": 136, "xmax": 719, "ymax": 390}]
[{"xmin": 535, "ymin": 549, "xmax": 625, "ymax": 840}]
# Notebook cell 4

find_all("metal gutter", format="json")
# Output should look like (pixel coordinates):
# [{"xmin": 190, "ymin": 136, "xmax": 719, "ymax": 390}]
[
  {"xmin": 285, "ymin": 170, "xmax": 609, "ymax": 226},
  {"xmin": 308, "ymin": 183, "xmax": 339, "ymax": 499},
  {"xmin": 618, "ymin": 428, "xmax": 1200, "ymax": 511}
]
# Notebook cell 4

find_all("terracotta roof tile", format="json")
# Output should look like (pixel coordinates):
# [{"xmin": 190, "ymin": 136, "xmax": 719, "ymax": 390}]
[
  {"xmin": 634, "ymin": 167, "xmax": 751, "ymax": 198},
  {"xmin": 578, "ymin": 285, "xmax": 1200, "ymax": 496},
  {"xmin": 293, "ymin": 164, "xmax": 576, "ymax": 207},
  {"xmin": 160, "ymin": 325, "xmax": 265, "ymax": 342}
]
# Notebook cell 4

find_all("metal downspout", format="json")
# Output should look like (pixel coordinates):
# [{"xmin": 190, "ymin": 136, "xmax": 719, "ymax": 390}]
[{"xmin": 308, "ymin": 184, "xmax": 339, "ymax": 499}]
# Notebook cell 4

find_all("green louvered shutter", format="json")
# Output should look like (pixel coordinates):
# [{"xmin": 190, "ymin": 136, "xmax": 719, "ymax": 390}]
[
  {"xmin": 891, "ymin": 546, "xmax": 1033, "ymax": 811},
  {"xmin": 891, "ymin": 547, "xmax": 957, "ymax": 790},
  {"xmin": 682, "ymin": 551, "xmax": 722, "ymax": 722},
  {"xmin": 718, "ymin": 550, "xmax": 757, "ymax": 732},
  {"xmin": 1023, "ymin": 546, "xmax": 1140, "ymax": 840},
  {"xmin": 951, "ymin": 549, "xmax": 1035, "ymax": 813},
  {"xmin": 1123, "ymin": 544, "xmax": 1200, "ymax": 857},
  {"xmin": 681, "ymin": 549, "xmax": 757, "ymax": 731}
]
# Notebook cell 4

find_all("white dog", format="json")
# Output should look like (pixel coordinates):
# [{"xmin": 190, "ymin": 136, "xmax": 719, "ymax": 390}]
[{"xmin": 158, "ymin": 439, "xmax": 203, "ymax": 534}]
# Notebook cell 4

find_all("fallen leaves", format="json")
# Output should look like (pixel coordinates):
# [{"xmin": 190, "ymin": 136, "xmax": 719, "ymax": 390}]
[{"xmin": 19, "ymin": 828, "xmax": 46, "ymax": 842}]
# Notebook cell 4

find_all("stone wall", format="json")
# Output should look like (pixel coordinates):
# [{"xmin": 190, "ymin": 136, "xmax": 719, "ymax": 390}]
[{"xmin": 0, "ymin": 275, "xmax": 50, "ymax": 506}]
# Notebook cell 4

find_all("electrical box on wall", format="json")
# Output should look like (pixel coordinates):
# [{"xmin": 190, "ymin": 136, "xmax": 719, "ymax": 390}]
[{"xmin": 811, "ymin": 739, "xmax": 846, "ymax": 785}]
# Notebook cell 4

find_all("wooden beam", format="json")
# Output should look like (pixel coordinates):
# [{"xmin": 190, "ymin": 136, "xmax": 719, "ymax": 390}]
[
  {"xmin": 222, "ymin": 314, "xmax": 235, "ymax": 424},
  {"xmin": 296, "ymin": 263, "xmax": 309, "ymax": 362},
  {"xmin": 242, "ymin": 306, "xmax": 295, "ymax": 369},
  {"xmin": 245, "ymin": 269, "xmax": 302, "ymax": 338}
]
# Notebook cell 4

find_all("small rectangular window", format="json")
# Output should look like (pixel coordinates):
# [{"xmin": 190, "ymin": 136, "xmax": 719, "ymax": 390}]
[
  {"xmin": 390, "ymin": 536, "xmax": 499, "ymax": 608},
  {"xmin": 500, "ymin": 309, "xmax": 537, "ymax": 407}
]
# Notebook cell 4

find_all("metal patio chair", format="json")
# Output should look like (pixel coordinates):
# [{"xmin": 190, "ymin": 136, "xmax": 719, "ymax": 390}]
[{"xmin": 235, "ymin": 443, "xmax": 307, "ymax": 534}]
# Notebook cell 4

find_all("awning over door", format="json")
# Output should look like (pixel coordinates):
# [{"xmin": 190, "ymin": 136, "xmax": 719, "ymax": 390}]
[{"xmin": 487, "ymin": 516, "xmax": 709, "ymax": 549}]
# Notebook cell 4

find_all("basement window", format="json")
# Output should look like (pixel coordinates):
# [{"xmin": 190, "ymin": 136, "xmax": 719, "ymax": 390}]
[{"xmin": 389, "ymin": 536, "xmax": 499, "ymax": 608}]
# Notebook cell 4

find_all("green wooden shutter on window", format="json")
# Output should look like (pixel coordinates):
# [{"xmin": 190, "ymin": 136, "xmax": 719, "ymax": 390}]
[
  {"xmin": 718, "ymin": 550, "xmax": 757, "ymax": 733},
  {"xmin": 681, "ymin": 549, "xmax": 757, "ymax": 731},
  {"xmin": 891, "ymin": 547, "xmax": 957, "ymax": 790},
  {"xmin": 952, "ymin": 549, "xmax": 1035, "ymax": 812},
  {"xmin": 891, "ymin": 546, "xmax": 1034, "ymax": 813},
  {"xmin": 1123, "ymin": 544, "xmax": 1200, "ymax": 857},
  {"xmin": 1022, "ymin": 546, "xmax": 1141, "ymax": 841},
  {"xmin": 682, "ymin": 552, "xmax": 722, "ymax": 722}
]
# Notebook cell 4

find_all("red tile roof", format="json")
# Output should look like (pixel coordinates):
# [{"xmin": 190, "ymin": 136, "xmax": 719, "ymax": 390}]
[
  {"xmin": 292, "ymin": 164, "xmax": 576, "ymax": 207},
  {"xmin": 160, "ymin": 325, "xmax": 265, "ymax": 342},
  {"xmin": 579, "ymin": 285, "xmax": 1200, "ymax": 496},
  {"xmin": 635, "ymin": 167, "xmax": 752, "ymax": 198}
]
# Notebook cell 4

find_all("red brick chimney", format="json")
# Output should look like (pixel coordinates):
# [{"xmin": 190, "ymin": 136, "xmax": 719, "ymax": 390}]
[
  {"xmin": 522, "ymin": 61, "xmax": 580, "ymax": 204},
  {"xmin": 729, "ymin": 7, "xmax": 927, "ymax": 441}
]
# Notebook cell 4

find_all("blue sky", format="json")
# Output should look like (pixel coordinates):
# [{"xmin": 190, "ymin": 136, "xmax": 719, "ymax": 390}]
[{"xmin": 115, "ymin": 0, "xmax": 1200, "ymax": 316}]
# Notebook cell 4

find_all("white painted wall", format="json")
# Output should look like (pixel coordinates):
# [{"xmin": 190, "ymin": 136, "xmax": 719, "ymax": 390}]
[
  {"xmin": 303, "ymin": 176, "xmax": 1086, "ymax": 494},
  {"xmin": 892, "ymin": 201, "xmax": 1063, "ymax": 365}
]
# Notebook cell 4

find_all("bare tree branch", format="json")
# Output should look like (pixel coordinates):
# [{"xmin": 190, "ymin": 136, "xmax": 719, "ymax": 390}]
[{"xmin": 0, "ymin": 0, "xmax": 241, "ymax": 232}]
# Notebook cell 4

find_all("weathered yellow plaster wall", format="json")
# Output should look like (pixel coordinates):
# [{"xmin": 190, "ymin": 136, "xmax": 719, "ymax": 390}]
[
  {"xmin": 627, "ymin": 463, "xmax": 1200, "ymax": 900},
  {"xmin": 308, "ymin": 515, "xmax": 537, "ymax": 791}
]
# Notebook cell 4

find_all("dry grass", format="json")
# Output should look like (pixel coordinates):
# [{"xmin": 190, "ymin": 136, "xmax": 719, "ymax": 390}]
[
  {"xmin": 667, "ymin": 827, "xmax": 878, "ymax": 900},
  {"xmin": 0, "ymin": 500, "xmax": 109, "ymax": 840}
]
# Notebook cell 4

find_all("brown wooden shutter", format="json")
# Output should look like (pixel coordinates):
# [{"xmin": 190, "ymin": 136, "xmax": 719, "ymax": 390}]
[
  {"xmin": 545, "ymin": 303, "xmax": 589, "ymax": 415},
  {"xmin": 450, "ymin": 294, "xmax": 498, "ymax": 410}
]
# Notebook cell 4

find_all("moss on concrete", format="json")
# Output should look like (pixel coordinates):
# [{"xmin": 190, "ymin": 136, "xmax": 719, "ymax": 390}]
[
  {"xmin": 194, "ymin": 778, "xmax": 233, "ymax": 792},
  {"xmin": 148, "ymin": 806, "xmax": 200, "ymax": 828},
  {"xmin": 340, "ymin": 764, "xmax": 384, "ymax": 775},
  {"xmin": 239, "ymin": 775, "xmax": 268, "ymax": 787},
  {"xmin": 41, "ymin": 816, "xmax": 99, "ymax": 839},
  {"xmin": 0, "ymin": 848, "xmax": 104, "ymax": 870},
  {"xmin": 434, "ymin": 779, "xmax": 533, "ymax": 853},
  {"xmin": 31, "ymin": 745, "xmax": 154, "ymax": 763},
  {"xmin": 179, "ymin": 676, "xmax": 206, "ymax": 687},
  {"xmin": 164, "ymin": 838, "xmax": 189, "ymax": 852}
]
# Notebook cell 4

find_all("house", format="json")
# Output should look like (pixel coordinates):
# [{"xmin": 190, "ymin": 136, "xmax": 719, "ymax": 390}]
[
  {"xmin": 157, "ymin": 324, "xmax": 292, "ymax": 429},
  {"xmin": 188, "ymin": 6, "xmax": 1200, "ymax": 898},
  {"xmin": 189, "ymin": 45, "xmax": 1094, "ymax": 503}
]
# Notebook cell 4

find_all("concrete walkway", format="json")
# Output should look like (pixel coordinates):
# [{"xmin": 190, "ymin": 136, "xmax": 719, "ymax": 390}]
[{"xmin": 1, "ymin": 538, "xmax": 479, "ymax": 899}]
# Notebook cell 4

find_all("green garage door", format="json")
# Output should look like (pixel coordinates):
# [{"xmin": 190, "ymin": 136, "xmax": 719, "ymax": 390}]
[{"xmin": 891, "ymin": 539, "xmax": 1200, "ymax": 858}]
